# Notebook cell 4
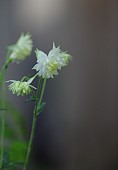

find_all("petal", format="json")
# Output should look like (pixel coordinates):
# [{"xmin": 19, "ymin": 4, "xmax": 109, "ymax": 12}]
[
  {"xmin": 6, "ymin": 80, "xmax": 17, "ymax": 83},
  {"xmin": 48, "ymin": 44, "xmax": 61, "ymax": 58},
  {"xmin": 27, "ymin": 73, "xmax": 38, "ymax": 84},
  {"xmin": 32, "ymin": 64, "xmax": 39, "ymax": 70},
  {"xmin": 35, "ymin": 49, "xmax": 47, "ymax": 60}
]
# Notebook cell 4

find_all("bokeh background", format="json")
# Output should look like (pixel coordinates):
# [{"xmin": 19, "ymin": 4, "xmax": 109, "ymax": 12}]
[{"xmin": 0, "ymin": 0, "xmax": 118, "ymax": 170}]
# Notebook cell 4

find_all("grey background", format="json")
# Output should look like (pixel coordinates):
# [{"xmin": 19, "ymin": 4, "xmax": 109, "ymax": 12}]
[{"xmin": 0, "ymin": 0, "xmax": 118, "ymax": 169}]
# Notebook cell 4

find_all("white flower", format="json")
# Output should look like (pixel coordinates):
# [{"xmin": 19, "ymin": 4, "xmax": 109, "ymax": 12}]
[
  {"xmin": 48, "ymin": 42, "xmax": 72, "ymax": 68},
  {"xmin": 7, "ymin": 78, "xmax": 36, "ymax": 96},
  {"xmin": 9, "ymin": 33, "xmax": 33, "ymax": 63},
  {"xmin": 33, "ymin": 42, "xmax": 72, "ymax": 79}
]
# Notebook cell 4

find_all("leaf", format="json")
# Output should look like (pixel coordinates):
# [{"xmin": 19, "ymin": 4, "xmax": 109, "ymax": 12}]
[
  {"xmin": 0, "ymin": 99, "xmax": 27, "ymax": 155},
  {"xmin": 4, "ymin": 125, "xmax": 16, "ymax": 139},
  {"xmin": 0, "ymin": 145, "xmax": 26, "ymax": 169},
  {"xmin": 0, "ymin": 108, "xmax": 8, "ymax": 111},
  {"xmin": 8, "ymin": 141, "xmax": 28, "ymax": 162},
  {"xmin": 25, "ymin": 95, "xmax": 36, "ymax": 103},
  {"xmin": 0, "ymin": 71, "xmax": 2, "ymax": 84},
  {"xmin": 2, "ymin": 152, "xmax": 9, "ymax": 165},
  {"xmin": 36, "ymin": 102, "xmax": 46, "ymax": 115},
  {"xmin": 0, "ymin": 151, "xmax": 9, "ymax": 169},
  {"xmin": 3, "ymin": 161, "xmax": 24, "ymax": 169},
  {"xmin": 6, "ymin": 101, "xmax": 27, "ymax": 139}
]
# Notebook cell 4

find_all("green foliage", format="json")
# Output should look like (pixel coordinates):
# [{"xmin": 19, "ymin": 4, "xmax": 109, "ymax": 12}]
[
  {"xmin": 8, "ymin": 141, "xmax": 28, "ymax": 162},
  {"xmin": 0, "ymin": 151, "xmax": 24, "ymax": 169},
  {"xmin": 5, "ymin": 101, "xmax": 26, "ymax": 139},
  {"xmin": 25, "ymin": 94, "xmax": 37, "ymax": 103},
  {"xmin": 0, "ymin": 100, "xmax": 28, "ymax": 169},
  {"xmin": 0, "ymin": 71, "xmax": 2, "ymax": 84},
  {"xmin": 36, "ymin": 102, "xmax": 46, "ymax": 115}
]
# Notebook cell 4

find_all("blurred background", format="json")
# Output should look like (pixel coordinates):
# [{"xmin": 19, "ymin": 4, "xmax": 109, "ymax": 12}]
[{"xmin": 0, "ymin": 0, "xmax": 118, "ymax": 169}]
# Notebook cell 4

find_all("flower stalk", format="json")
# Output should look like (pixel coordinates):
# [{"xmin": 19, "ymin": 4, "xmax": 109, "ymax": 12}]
[
  {"xmin": 0, "ymin": 33, "xmax": 33, "ymax": 169},
  {"xmin": 23, "ymin": 78, "xmax": 46, "ymax": 170},
  {"xmin": 0, "ymin": 56, "xmax": 13, "ymax": 169},
  {"xmin": 0, "ymin": 59, "xmax": 11, "ymax": 169}
]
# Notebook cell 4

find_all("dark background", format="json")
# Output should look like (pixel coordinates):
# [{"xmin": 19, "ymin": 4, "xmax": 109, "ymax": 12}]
[{"xmin": 0, "ymin": 0, "xmax": 118, "ymax": 169}]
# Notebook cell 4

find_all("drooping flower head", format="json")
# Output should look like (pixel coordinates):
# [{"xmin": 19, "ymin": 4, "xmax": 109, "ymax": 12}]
[
  {"xmin": 7, "ymin": 77, "xmax": 36, "ymax": 96},
  {"xmin": 33, "ymin": 42, "xmax": 72, "ymax": 79},
  {"xmin": 9, "ymin": 33, "xmax": 33, "ymax": 63}
]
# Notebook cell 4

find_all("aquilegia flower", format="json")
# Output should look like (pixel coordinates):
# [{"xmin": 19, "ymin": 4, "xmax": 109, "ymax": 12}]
[
  {"xmin": 9, "ymin": 33, "xmax": 33, "ymax": 63},
  {"xmin": 33, "ymin": 42, "xmax": 72, "ymax": 79},
  {"xmin": 7, "ymin": 79, "xmax": 36, "ymax": 96}
]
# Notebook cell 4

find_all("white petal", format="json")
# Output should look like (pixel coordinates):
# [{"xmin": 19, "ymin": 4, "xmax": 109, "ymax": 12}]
[
  {"xmin": 35, "ymin": 49, "xmax": 47, "ymax": 60},
  {"xmin": 32, "ymin": 64, "xmax": 39, "ymax": 71},
  {"xmin": 27, "ymin": 73, "xmax": 38, "ymax": 84},
  {"xmin": 48, "ymin": 46, "xmax": 61, "ymax": 58}
]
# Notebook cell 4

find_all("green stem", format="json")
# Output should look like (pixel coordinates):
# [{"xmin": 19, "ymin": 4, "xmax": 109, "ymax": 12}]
[
  {"xmin": 0, "ymin": 57, "xmax": 11, "ymax": 169},
  {"xmin": 23, "ymin": 78, "xmax": 46, "ymax": 170},
  {"xmin": 2, "ymin": 58, "xmax": 12, "ymax": 71},
  {"xmin": 36, "ymin": 77, "xmax": 42, "ymax": 101},
  {"xmin": 0, "ymin": 69, "xmax": 6, "ymax": 169},
  {"xmin": 37, "ymin": 78, "xmax": 46, "ymax": 111}
]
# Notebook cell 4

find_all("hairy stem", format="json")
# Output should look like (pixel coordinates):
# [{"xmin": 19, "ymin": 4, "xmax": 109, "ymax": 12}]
[{"xmin": 23, "ymin": 78, "xmax": 46, "ymax": 170}]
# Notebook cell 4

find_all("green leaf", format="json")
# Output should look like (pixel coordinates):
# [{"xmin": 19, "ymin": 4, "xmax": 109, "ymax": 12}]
[
  {"xmin": 25, "ymin": 95, "xmax": 36, "ymax": 103},
  {"xmin": 2, "ymin": 151, "xmax": 24, "ymax": 170},
  {"xmin": 0, "ymin": 71, "xmax": 2, "ymax": 84},
  {"xmin": 3, "ymin": 161, "xmax": 24, "ymax": 169},
  {"xmin": 4, "ymin": 126, "xmax": 16, "ymax": 139},
  {"xmin": 0, "ymin": 108, "xmax": 8, "ymax": 111},
  {"xmin": 36, "ymin": 102, "xmax": 46, "ymax": 115},
  {"xmin": 0, "ymin": 99, "xmax": 27, "ymax": 156},
  {"xmin": 8, "ymin": 141, "xmax": 28, "ymax": 162},
  {"xmin": 3, "ymin": 152, "xmax": 9, "ymax": 165},
  {"xmin": 6, "ymin": 101, "xmax": 27, "ymax": 139},
  {"xmin": 0, "ymin": 151, "xmax": 9, "ymax": 169}
]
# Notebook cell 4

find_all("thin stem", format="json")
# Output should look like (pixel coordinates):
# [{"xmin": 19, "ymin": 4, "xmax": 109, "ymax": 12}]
[
  {"xmin": 36, "ymin": 77, "xmax": 42, "ymax": 100},
  {"xmin": 23, "ymin": 78, "xmax": 47, "ymax": 170},
  {"xmin": 0, "ymin": 56, "xmax": 11, "ymax": 169},
  {"xmin": 23, "ymin": 113, "xmax": 37, "ymax": 170},
  {"xmin": 2, "ymin": 58, "xmax": 12, "ymax": 71},
  {"xmin": 0, "ymin": 69, "xmax": 6, "ymax": 169}
]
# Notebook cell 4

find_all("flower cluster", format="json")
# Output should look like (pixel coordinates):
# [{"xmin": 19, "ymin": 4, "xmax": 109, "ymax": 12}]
[
  {"xmin": 8, "ymin": 80, "xmax": 35, "ymax": 96},
  {"xmin": 8, "ymin": 42, "xmax": 72, "ymax": 96},
  {"xmin": 33, "ymin": 43, "xmax": 72, "ymax": 78},
  {"xmin": 9, "ymin": 33, "xmax": 33, "ymax": 63}
]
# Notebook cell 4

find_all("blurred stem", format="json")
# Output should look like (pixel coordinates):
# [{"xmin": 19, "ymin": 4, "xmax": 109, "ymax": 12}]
[
  {"xmin": 0, "ymin": 67, "xmax": 7, "ymax": 169},
  {"xmin": 0, "ymin": 56, "xmax": 11, "ymax": 169},
  {"xmin": 1, "ymin": 58, "xmax": 12, "ymax": 71},
  {"xmin": 23, "ymin": 78, "xmax": 46, "ymax": 170}
]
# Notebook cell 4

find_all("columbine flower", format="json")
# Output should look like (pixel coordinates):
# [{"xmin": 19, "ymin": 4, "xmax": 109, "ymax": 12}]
[
  {"xmin": 7, "ymin": 78, "xmax": 36, "ymax": 96},
  {"xmin": 9, "ymin": 33, "xmax": 33, "ymax": 63},
  {"xmin": 33, "ymin": 42, "xmax": 72, "ymax": 79}
]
